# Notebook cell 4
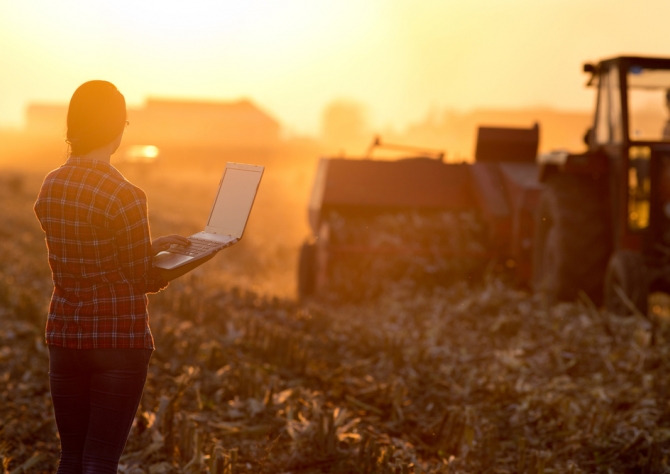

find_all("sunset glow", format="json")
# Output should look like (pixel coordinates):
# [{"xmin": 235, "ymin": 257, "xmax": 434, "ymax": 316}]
[
  {"xmin": 5, "ymin": 3, "xmax": 670, "ymax": 472},
  {"xmin": 2, "ymin": 0, "xmax": 670, "ymax": 134},
  {"xmin": 125, "ymin": 145, "xmax": 159, "ymax": 162}
]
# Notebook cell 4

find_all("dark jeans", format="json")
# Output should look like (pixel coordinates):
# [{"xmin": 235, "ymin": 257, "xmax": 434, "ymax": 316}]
[{"xmin": 48, "ymin": 346, "xmax": 152, "ymax": 474}]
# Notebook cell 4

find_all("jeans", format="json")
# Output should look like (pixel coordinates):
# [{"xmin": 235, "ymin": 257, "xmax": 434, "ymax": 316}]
[{"xmin": 48, "ymin": 346, "xmax": 153, "ymax": 474}]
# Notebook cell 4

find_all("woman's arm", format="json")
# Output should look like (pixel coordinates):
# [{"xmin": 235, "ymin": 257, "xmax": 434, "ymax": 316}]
[
  {"xmin": 114, "ymin": 187, "xmax": 214, "ymax": 287},
  {"xmin": 113, "ymin": 188, "xmax": 192, "ymax": 292}
]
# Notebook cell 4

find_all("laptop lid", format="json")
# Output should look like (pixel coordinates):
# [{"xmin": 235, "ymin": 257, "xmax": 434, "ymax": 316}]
[{"xmin": 204, "ymin": 162, "xmax": 264, "ymax": 238}]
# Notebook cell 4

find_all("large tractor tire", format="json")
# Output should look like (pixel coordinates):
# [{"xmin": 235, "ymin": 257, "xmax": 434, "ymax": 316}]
[
  {"xmin": 533, "ymin": 173, "xmax": 610, "ymax": 304},
  {"xmin": 297, "ymin": 240, "xmax": 317, "ymax": 301},
  {"xmin": 604, "ymin": 250, "xmax": 648, "ymax": 316}
]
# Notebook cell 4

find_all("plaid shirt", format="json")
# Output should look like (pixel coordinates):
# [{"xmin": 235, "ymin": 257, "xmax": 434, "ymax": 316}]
[{"xmin": 34, "ymin": 157, "xmax": 167, "ymax": 349}]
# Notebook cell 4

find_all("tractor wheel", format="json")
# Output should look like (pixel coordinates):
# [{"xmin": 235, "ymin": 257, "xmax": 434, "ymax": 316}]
[
  {"xmin": 604, "ymin": 250, "xmax": 648, "ymax": 316},
  {"xmin": 533, "ymin": 174, "xmax": 610, "ymax": 304},
  {"xmin": 298, "ymin": 240, "xmax": 317, "ymax": 301}
]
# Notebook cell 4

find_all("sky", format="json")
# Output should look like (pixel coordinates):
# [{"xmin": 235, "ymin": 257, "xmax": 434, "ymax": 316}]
[{"xmin": 2, "ymin": 0, "xmax": 670, "ymax": 134}]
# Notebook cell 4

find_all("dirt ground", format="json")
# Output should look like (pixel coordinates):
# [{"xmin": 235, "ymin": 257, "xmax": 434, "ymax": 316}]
[{"xmin": 2, "ymin": 147, "xmax": 670, "ymax": 473}]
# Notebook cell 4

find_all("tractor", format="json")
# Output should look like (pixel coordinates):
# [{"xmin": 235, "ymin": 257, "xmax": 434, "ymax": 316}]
[
  {"xmin": 535, "ymin": 55, "xmax": 670, "ymax": 315},
  {"xmin": 300, "ymin": 55, "xmax": 670, "ymax": 316}
]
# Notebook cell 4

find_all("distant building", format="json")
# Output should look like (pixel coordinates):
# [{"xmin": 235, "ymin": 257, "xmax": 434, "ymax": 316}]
[
  {"xmin": 24, "ymin": 98, "xmax": 281, "ymax": 149},
  {"xmin": 396, "ymin": 108, "xmax": 593, "ymax": 159},
  {"xmin": 129, "ymin": 99, "xmax": 280, "ymax": 148}
]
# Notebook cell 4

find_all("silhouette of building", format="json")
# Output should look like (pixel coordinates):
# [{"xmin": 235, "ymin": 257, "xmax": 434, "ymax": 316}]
[
  {"xmin": 23, "ymin": 98, "xmax": 281, "ymax": 149},
  {"xmin": 392, "ymin": 108, "xmax": 593, "ymax": 159},
  {"xmin": 129, "ymin": 98, "xmax": 280, "ymax": 148}
]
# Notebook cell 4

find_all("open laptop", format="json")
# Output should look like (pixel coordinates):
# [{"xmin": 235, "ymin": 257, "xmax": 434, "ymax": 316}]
[{"xmin": 153, "ymin": 162, "xmax": 264, "ymax": 270}]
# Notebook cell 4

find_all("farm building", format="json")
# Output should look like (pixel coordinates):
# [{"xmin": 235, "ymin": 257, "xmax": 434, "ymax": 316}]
[{"xmin": 24, "ymin": 98, "xmax": 281, "ymax": 149}]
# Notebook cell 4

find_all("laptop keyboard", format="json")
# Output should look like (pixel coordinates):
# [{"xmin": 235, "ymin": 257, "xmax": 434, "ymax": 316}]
[{"xmin": 168, "ymin": 237, "xmax": 224, "ymax": 257}]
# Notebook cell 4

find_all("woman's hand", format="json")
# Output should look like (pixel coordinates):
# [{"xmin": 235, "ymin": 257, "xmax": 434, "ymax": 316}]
[{"xmin": 151, "ymin": 235, "xmax": 190, "ymax": 255}]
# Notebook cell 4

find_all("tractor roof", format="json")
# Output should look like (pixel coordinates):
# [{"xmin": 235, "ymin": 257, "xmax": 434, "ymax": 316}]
[
  {"xmin": 584, "ymin": 56, "xmax": 670, "ymax": 86},
  {"xmin": 597, "ymin": 56, "xmax": 670, "ymax": 68}
]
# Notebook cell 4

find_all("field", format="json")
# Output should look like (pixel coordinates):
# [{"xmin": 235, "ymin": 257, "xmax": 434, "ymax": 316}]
[{"xmin": 2, "ymin": 147, "xmax": 670, "ymax": 473}]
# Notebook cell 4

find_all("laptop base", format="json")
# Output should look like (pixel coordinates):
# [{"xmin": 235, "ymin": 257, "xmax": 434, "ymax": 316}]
[
  {"xmin": 156, "ymin": 252, "xmax": 217, "ymax": 281},
  {"xmin": 153, "ymin": 232, "xmax": 237, "ymax": 270}
]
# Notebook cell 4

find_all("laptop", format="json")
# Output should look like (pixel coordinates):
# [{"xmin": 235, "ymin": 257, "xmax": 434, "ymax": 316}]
[{"xmin": 153, "ymin": 162, "xmax": 264, "ymax": 270}]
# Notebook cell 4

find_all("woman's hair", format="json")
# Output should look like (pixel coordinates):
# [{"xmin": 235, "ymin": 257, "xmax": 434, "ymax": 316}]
[{"xmin": 66, "ymin": 80, "xmax": 126, "ymax": 156}]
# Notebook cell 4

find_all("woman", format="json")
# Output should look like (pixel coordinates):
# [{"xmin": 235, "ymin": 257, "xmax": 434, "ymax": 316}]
[{"xmin": 34, "ymin": 80, "xmax": 190, "ymax": 473}]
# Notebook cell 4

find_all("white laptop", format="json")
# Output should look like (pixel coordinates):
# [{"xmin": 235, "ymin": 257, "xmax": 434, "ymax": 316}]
[{"xmin": 153, "ymin": 162, "xmax": 264, "ymax": 270}]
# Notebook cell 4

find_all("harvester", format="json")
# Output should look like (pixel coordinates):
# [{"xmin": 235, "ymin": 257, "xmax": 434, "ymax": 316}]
[
  {"xmin": 300, "ymin": 55, "xmax": 670, "ymax": 316},
  {"xmin": 298, "ymin": 125, "xmax": 542, "ymax": 301}
]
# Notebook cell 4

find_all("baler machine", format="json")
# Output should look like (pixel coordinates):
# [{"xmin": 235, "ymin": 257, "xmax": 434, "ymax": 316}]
[{"xmin": 298, "ymin": 124, "xmax": 543, "ymax": 299}]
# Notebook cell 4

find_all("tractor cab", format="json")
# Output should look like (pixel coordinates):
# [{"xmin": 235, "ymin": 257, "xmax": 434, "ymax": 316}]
[
  {"xmin": 536, "ymin": 56, "xmax": 670, "ymax": 315},
  {"xmin": 585, "ymin": 56, "xmax": 670, "ymax": 252}
]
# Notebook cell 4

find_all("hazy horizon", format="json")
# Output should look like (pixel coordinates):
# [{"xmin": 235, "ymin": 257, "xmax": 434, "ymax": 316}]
[
  {"xmin": 2, "ymin": 97, "xmax": 595, "ymax": 162},
  {"xmin": 3, "ymin": 0, "xmax": 670, "ymax": 134}
]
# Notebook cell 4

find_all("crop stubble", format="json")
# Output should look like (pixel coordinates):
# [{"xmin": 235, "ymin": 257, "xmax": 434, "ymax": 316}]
[{"xmin": 1, "ymin": 165, "xmax": 670, "ymax": 473}]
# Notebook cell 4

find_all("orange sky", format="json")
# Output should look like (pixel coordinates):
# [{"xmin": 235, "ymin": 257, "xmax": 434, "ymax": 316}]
[{"xmin": 2, "ymin": 0, "xmax": 670, "ymax": 134}]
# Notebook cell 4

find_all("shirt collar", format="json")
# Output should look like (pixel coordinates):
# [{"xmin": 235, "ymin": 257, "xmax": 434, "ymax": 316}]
[{"xmin": 65, "ymin": 156, "xmax": 114, "ymax": 173}]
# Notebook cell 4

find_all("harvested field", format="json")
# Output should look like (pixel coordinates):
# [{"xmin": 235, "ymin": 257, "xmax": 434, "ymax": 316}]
[{"xmin": 1, "ymin": 162, "xmax": 670, "ymax": 473}]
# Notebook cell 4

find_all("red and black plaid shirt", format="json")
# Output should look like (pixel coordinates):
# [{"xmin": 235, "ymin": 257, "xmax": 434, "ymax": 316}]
[{"xmin": 34, "ymin": 157, "xmax": 167, "ymax": 349}]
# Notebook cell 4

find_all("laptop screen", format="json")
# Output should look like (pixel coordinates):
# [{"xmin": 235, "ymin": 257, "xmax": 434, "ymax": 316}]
[{"xmin": 205, "ymin": 164, "xmax": 263, "ymax": 238}]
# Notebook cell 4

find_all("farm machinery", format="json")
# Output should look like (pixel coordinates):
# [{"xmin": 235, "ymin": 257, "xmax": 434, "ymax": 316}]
[
  {"xmin": 299, "ymin": 56, "xmax": 670, "ymax": 315},
  {"xmin": 298, "ymin": 126, "xmax": 542, "ymax": 301}
]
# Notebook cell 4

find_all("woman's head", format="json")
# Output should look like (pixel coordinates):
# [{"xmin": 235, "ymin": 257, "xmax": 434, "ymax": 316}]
[{"xmin": 67, "ymin": 80, "xmax": 126, "ymax": 156}]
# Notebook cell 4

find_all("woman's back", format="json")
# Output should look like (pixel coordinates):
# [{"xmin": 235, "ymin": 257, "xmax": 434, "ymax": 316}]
[{"xmin": 35, "ymin": 156, "xmax": 164, "ymax": 349}]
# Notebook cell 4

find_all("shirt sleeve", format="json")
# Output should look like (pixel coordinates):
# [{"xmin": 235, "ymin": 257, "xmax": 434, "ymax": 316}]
[{"xmin": 112, "ymin": 186, "xmax": 168, "ymax": 294}]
